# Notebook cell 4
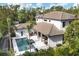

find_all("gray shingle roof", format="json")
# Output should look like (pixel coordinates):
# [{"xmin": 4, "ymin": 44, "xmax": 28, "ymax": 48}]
[
  {"xmin": 33, "ymin": 22, "xmax": 64, "ymax": 36},
  {"xmin": 36, "ymin": 11, "xmax": 75, "ymax": 20},
  {"xmin": 15, "ymin": 23, "xmax": 30, "ymax": 29}
]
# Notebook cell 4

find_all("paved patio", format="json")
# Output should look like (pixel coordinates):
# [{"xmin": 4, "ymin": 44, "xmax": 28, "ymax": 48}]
[
  {"xmin": 12, "ymin": 30, "xmax": 49, "ymax": 55},
  {"xmin": 30, "ymin": 35, "xmax": 49, "ymax": 50}
]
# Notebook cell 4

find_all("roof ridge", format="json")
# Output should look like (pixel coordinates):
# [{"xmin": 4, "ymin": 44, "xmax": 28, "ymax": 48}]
[{"xmin": 48, "ymin": 24, "xmax": 53, "ymax": 36}]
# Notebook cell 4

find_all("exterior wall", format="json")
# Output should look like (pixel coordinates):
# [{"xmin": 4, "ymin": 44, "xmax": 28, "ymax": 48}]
[
  {"xmin": 36, "ymin": 18, "xmax": 44, "ymax": 23},
  {"xmin": 36, "ymin": 18, "xmax": 70, "ymax": 30},
  {"xmin": 15, "ymin": 29, "xmax": 27, "ymax": 37},
  {"xmin": 36, "ymin": 18, "xmax": 63, "ymax": 30},
  {"xmin": 49, "ymin": 20, "xmax": 62, "ymax": 30},
  {"xmin": 48, "ymin": 35, "xmax": 63, "ymax": 47},
  {"xmin": 64, "ymin": 21, "xmax": 69, "ymax": 26},
  {"xmin": 61, "ymin": 21, "xmax": 70, "ymax": 31}
]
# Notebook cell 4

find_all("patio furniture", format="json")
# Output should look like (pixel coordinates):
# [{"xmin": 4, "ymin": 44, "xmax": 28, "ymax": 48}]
[
  {"xmin": 30, "ymin": 35, "xmax": 39, "ymax": 41},
  {"xmin": 35, "ymin": 48, "xmax": 38, "ymax": 52},
  {"xmin": 33, "ymin": 40, "xmax": 48, "ymax": 50},
  {"xmin": 27, "ymin": 39, "xmax": 35, "ymax": 44},
  {"xmin": 29, "ymin": 32, "xmax": 34, "ymax": 36}
]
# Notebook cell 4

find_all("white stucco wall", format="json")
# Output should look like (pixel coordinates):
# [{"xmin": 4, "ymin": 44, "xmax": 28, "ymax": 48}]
[
  {"xmin": 49, "ymin": 20, "xmax": 62, "ymax": 30},
  {"xmin": 48, "ymin": 35, "xmax": 63, "ymax": 48},
  {"xmin": 61, "ymin": 21, "xmax": 70, "ymax": 31},
  {"xmin": 15, "ymin": 29, "xmax": 27, "ymax": 37},
  {"xmin": 36, "ymin": 18, "xmax": 44, "ymax": 23},
  {"xmin": 36, "ymin": 18, "xmax": 70, "ymax": 30},
  {"xmin": 36, "ymin": 18, "xmax": 63, "ymax": 30}
]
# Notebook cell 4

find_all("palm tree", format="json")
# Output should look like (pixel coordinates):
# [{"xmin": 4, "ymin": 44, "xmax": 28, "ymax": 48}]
[
  {"xmin": 0, "ymin": 31, "xmax": 2, "ymax": 39},
  {"xmin": 27, "ymin": 25, "xmax": 31, "ymax": 52},
  {"xmin": 7, "ymin": 17, "xmax": 11, "ymax": 50}
]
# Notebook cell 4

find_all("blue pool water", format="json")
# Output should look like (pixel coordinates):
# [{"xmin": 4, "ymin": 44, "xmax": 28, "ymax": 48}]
[{"xmin": 16, "ymin": 38, "xmax": 30, "ymax": 51}]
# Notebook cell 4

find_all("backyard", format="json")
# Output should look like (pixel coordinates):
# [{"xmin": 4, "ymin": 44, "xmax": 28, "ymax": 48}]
[{"xmin": 0, "ymin": 3, "xmax": 79, "ymax": 56}]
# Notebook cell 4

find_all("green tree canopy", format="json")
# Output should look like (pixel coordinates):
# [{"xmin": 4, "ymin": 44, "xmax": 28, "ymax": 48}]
[
  {"xmin": 64, "ymin": 20, "xmax": 79, "ymax": 55},
  {"xmin": 64, "ymin": 20, "xmax": 79, "ymax": 42},
  {"xmin": 50, "ymin": 6, "xmax": 64, "ymax": 11}
]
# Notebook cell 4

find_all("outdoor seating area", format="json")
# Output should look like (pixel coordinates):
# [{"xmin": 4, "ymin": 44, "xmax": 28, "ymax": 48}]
[
  {"xmin": 30, "ymin": 35, "xmax": 49, "ymax": 50},
  {"xmin": 33, "ymin": 40, "xmax": 49, "ymax": 50},
  {"xmin": 12, "ymin": 30, "xmax": 49, "ymax": 55}
]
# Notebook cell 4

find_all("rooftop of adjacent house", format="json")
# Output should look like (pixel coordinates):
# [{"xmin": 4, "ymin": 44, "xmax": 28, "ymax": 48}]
[
  {"xmin": 36, "ymin": 11, "xmax": 76, "ymax": 21},
  {"xmin": 33, "ymin": 22, "xmax": 64, "ymax": 36},
  {"xmin": 15, "ymin": 23, "xmax": 30, "ymax": 29}
]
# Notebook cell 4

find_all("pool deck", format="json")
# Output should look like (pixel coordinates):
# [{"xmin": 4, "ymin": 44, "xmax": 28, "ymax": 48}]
[
  {"xmin": 30, "ymin": 35, "xmax": 49, "ymax": 50},
  {"xmin": 12, "ymin": 36, "xmax": 35, "ymax": 56},
  {"xmin": 12, "ymin": 32, "xmax": 48, "ymax": 56}
]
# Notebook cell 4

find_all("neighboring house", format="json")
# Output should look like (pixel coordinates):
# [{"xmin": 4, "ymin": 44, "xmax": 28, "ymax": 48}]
[{"xmin": 33, "ymin": 11, "xmax": 76, "ymax": 47}]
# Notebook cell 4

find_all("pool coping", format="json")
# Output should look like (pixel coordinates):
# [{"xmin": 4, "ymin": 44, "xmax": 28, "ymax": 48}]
[{"xmin": 12, "ymin": 36, "xmax": 35, "ymax": 56}]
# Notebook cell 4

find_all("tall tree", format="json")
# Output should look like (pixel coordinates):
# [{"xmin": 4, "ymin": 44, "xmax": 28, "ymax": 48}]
[
  {"xmin": 7, "ymin": 17, "xmax": 12, "ymax": 49},
  {"xmin": 64, "ymin": 20, "xmax": 79, "ymax": 55},
  {"xmin": 27, "ymin": 25, "xmax": 31, "ymax": 52},
  {"xmin": 50, "ymin": 6, "xmax": 64, "ymax": 11},
  {"xmin": 18, "ymin": 8, "xmax": 27, "ymax": 23}
]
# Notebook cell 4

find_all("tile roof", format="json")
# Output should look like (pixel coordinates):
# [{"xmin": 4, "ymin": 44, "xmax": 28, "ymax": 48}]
[
  {"xmin": 15, "ymin": 23, "xmax": 30, "ymax": 29},
  {"xmin": 33, "ymin": 22, "xmax": 64, "ymax": 36},
  {"xmin": 36, "ymin": 11, "xmax": 75, "ymax": 20}
]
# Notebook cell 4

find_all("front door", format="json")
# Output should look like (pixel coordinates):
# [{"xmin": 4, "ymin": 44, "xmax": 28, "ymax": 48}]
[
  {"xmin": 38, "ymin": 32, "xmax": 41, "ymax": 37},
  {"xmin": 21, "ymin": 31, "xmax": 23, "ymax": 36}
]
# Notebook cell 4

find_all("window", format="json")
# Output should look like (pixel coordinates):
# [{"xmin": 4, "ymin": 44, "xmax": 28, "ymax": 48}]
[
  {"xmin": 44, "ymin": 19, "xmax": 47, "ymax": 21},
  {"xmin": 62, "ymin": 22, "xmax": 66, "ymax": 27},
  {"xmin": 69, "ymin": 21, "xmax": 71, "ymax": 24},
  {"xmin": 21, "ymin": 31, "xmax": 23, "ymax": 36},
  {"xmin": 49, "ymin": 20, "xmax": 51, "ymax": 22}
]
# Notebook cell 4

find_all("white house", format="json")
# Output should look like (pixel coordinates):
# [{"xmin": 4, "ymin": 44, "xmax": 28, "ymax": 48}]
[
  {"xmin": 14, "ymin": 11, "xmax": 76, "ymax": 48},
  {"xmin": 33, "ymin": 11, "xmax": 75, "ymax": 47},
  {"xmin": 36, "ymin": 11, "xmax": 75, "ymax": 30},
  {"xmin": 12, "ymin": 11, "xmax": 77, "ymax": 55}
]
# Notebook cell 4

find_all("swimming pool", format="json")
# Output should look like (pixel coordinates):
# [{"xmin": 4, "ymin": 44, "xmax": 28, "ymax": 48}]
[{"xmin": 16, "ymin": 38, "xmax": 34, "ymax": 51}]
